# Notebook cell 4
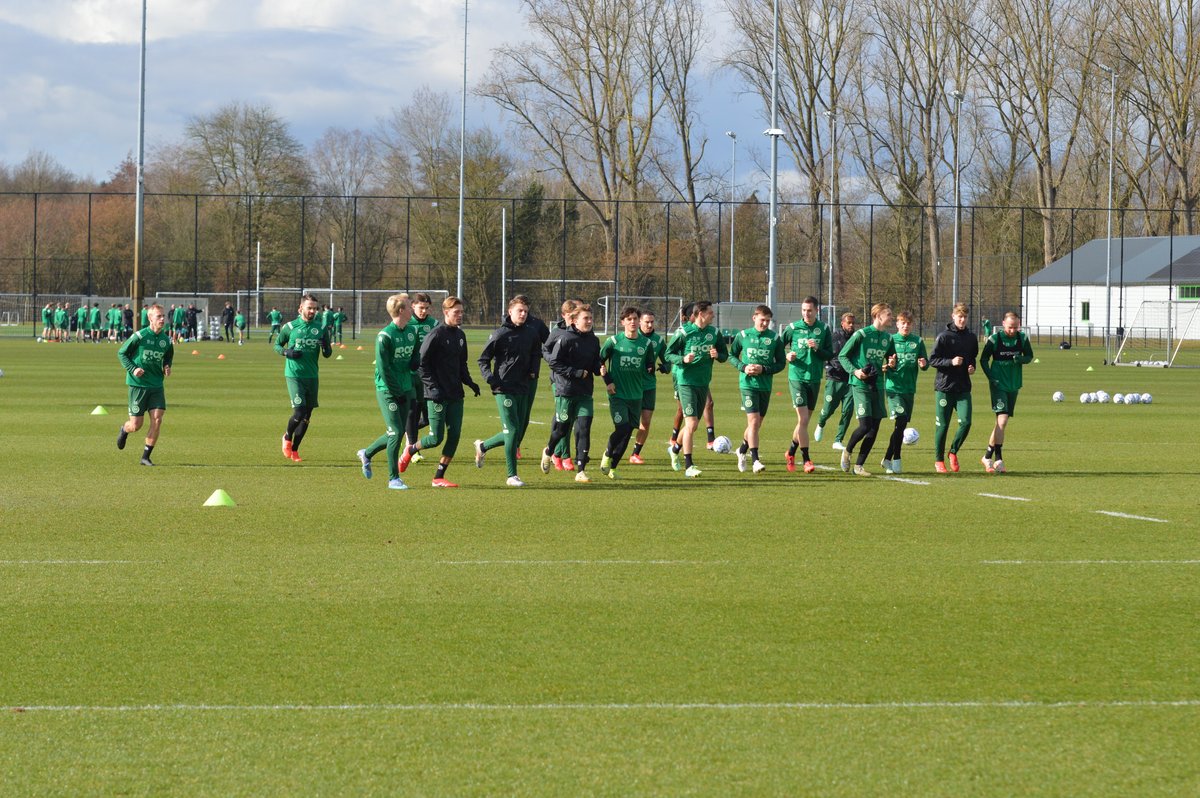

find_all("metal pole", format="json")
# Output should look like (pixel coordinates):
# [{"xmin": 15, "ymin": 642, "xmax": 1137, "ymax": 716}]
[
  {"xmin": 824, "ymin": 110, "xmax": 836, "ymax": 326},
  {"xmin": 765, "ymin": 0, "xmax": 781, "ymax": 310},
  {"xmin": 255, "ymin": 240, "xmax": 261, "ymax": 326},
  {"xmin": 455, "ymin": 0, "xmax": 469, "ymax": 300},
  {"xmin": 1100, "ymin": 64, "xmax": 1116, "ymax": 363},
  {"xmin": 725, "ymin": 131, "xmax": 737, "ymax": 302},
  {"xmin": 501, "ymin": 205, "xmax": 507, "ymax": 313},
  {"xmin": 329, "ymin": 241, "xmax": 335, "ymax": 307},
  {"xmin": 132, "ymin": 0, "xmax": 147, "ymax": 329},
  {"xmin": 950, "ymin": 90, "xmax": 964, "ymax": 306}
]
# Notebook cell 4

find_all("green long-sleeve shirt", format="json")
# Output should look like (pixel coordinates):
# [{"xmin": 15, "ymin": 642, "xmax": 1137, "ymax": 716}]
[
  {"xmin": 885, "ymin": 333, "xmax": 928, "ymax": 395},
  {"xmin": 980, "ymin": 330, "xmax": 1034, "ymax": 392},
  {"xmin": 118, "ymin": 327, "xmax": 174, "ymax": 388},
  {"xmin": 374, "ymin": 321, "xmax": 418, "ymax": 397},
  {"xmin": 838, "ymin": 326, "xmax": 896, "ymax": 389},
  {"xmin": 729, "ymin": 327, "xmax": 786, "ymax": 391},
  {"xmin": 274, "ymin": 316, "xmax": 331, "ymax": 379},
  {"xmin": 600, "ymin": 332, "xmax": 654, "ymax": 400},
  {"xmin": 779, "ymin": 318, "xmax": 833, "ymax": 383},
  {"xmin": 664, "ymin": 322, "xmax": 728, "ymax": 387}
]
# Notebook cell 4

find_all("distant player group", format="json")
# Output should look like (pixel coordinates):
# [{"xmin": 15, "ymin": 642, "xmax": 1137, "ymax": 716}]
[{"xmin": 113, "ymin": 291, "xmax": 1034, "ymax": 483}]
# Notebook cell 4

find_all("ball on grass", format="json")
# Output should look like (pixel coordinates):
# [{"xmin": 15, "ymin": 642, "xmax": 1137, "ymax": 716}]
[
  {"xmin": 902, "ymin": 427, "xmax": 920, "ymax": 445},
  {"xmin": 712, "ymin": 435, "xmax": 733, "ymax": 454}
]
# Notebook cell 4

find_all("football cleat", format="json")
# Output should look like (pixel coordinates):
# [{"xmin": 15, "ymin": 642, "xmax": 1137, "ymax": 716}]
[
  {"xmin": 891, "ymin": 459, "xmax": 902, "ymax": 474},
  {"xmin": 357, "ymin": 449, "xmax": 372, "ymax": 479},
  {"xmin": 139, "ymin": 456, "xmax": 155, "ymax": 467},
  {"xmin": 505, "ymin": 476, "xmax": 525, "ymax": 487},
  {"xmin": 288, "ymin": 450, "xmax": 303, "ymax": 462},
  {"xmin": 668, "ymin": 445, "xmax": 681, "ymax": 472},
  {"xmin": 574, "ymin": 470, "xmax": 591, "ymax": 483},
  {"xmin": 431, "ymin": 478, "xmax": 458, "ymax": 488},
  {"xmin": 600, "ymin": 454, "xmax": 612, "ymax": 474},
  {"xmin": 410, "ymin": 451, "xmax": 425, "ymax": 464},
  {"xmin": 563, "ymin": 458, "xmax": 576, "ymax": 472},
  {"xmin": 752, "ymin": 460, "xmax": 767, "ymax": 474},
  {"xmin": 831, "ymin": 441, "xmax": 845, "ymax": 451},
  {"xmin": 993, "ymin": 459, "xmax": 1006, "ymax": 474},
  {"xmin": 281, "ymin": 435, "xmax": 291, "ymax": 457},
  {"xmin": 840, "ymin": 448, "xmax": 851, "ymax": 473},
  {"xmin": 981, "ymin": 456, "xmax": 995, "ymax": 474},
  {"xmin": 803, "ymin": 460, "xmax": 816, "ymax": 474},
  {"xmin": 628, "ymin": 453, "xmax": 645, "ymax": 465},
  {"xmin": 934, "ymin": 461, "xmax": 948, "ymax": 474},
  {"xmin": 737, "ymin": 451, "xmax": 748, "ymax": 472},
  {"xmin": 684, "ymin": 465, "xmax": 703, "ymax": 478},
  {"xmin": 540, "ymin": 448, "xmax": 553, "ymax": 474},
  {"xmin": 706, "ymin": 440, "xmax": 715, "ymax": 450},
  {"xmin": 398, "ymin": 445, "xmax": 415, "ymax": 473},
  {"xmin": 880, "ymin": 458, "xmax": 893, "ymax": 474},
  {"xmin": 387, "ymin": 477, "xmax": 408, "ymax": 490},
  {"xmin": 785, "ymin": 453, "xmax": 796, "ymax": 473},
  {"xmin": 117, "ymin": 426, "xmax": 129, "ymax": 450},
  {"xmin": 948, "ymin": 452, "xmax": 960, "ymax": 472},
  {"xmin": 607, "ymin": 468, "xmax": 619, "ymax": 480},
  {"xmin": 852, "ymin": 464, "xmax": 871, "ymax": 476},
  {"xmin": 474, "ymin": 439, "xmax": 486, "ymax": 468},
  {"xmin": 552, "ymin": 454, "xmax": 564, "ymax": 471},
  {"xmin": 813, "ymin": 425, "xmax": 824, "ymax": 442}
]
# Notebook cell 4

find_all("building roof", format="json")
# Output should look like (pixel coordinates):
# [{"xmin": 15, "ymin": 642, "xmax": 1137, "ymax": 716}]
[{"xmin": 1025, "ymin": 235, "xmax": 1200, "ymax": 286}]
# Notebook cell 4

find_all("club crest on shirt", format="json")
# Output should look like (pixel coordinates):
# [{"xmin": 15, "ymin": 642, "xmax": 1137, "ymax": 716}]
[{"xmin": 159, "ymin": 340, "xmax": 167, "ymax": 349}]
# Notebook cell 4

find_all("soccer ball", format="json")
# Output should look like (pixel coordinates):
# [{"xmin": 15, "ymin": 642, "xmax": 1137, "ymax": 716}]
[
  {"xmin": 902, "ymin": 427, "xmax": 920, "ymax": 445},
  {"xmin": 0, "ymin": 368, "xmax": 4, "ymax": 377},
  {"xmin": 1052, "ymin": 391, "xmax": 1065, "ymax": 402},
  {"xmin": 238, "ymin": 340, "xmax": 244, "ymax": 346},
  {"xmin": 712, "ymin": 435, "xmax": 733, "ymax": 454},
  {"xmin": 1096, "ymin": 391, "xmax": 1110, "ymax": 404},
  {"xmin": 1088, "ymin": 392, "xmax": 1098, "ymax": 403},
  {"xmin": 1141, "ymin": 393, "xmax": 1153, "ymax": 404},
  {"xmin": 1079, "ymin": 392, "xmax": 1091, "ymax": 404},
  {"xmin": 1112, "ymin": 393, "xmax": 1124, "ymax": 404},
  {"xmin": 1126, "ymin": 393, "xmax": 1140, "ymax": 405}
]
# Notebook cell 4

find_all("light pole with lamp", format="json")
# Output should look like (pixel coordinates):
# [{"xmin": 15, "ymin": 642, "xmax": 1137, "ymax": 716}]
[
  {"xmin": 725, "ymin": 130, "xmax": 737, "ymax": 302},
  {"xmin": 823, "ymin": 110, "xmax": 837, "ymax": 327},
  {"xmin": 765, "ymin": 0, "xmax": 781, "ymax": 311},
  {"xmin": 1099, "ymin": 63, "xmax": 1117, "ymax": 363},
  {"xmin": 949, "ymin": 89, "xmax": 964, "ymax": 307},
  {"xmin": 455, "ymin": 0, "xmax": 469, "ymax": 300}
]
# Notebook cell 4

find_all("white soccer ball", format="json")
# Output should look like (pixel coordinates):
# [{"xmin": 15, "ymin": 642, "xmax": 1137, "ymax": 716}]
[
  {"xmin": 712, "ymin": 435, "xmax": 733, "ymax": 454},
  {"xmin": 1052, "ymin": 391, "xmax": 1064, "ymax": 402},
  {"xmin": 1112, "ymin": 393, "xmax": 1123, "ymax": 404},
  {"xmin": 1141, "ymin": 393, "xmax": 1153, "ymax": 404},
  {"xmin": 1126, "ymin": 393, "xmax": 1140, "ymax": 404},
  {"xmin": 1079, "ymin": 392, "xmax": 1090, "ymax": 404},
  {"xmin": 36, "ymin": 337, "xmax": 43, "ymax": 343},
  {"xmin": 903, "ymin": 427, "xmax": 920, "ymax": 445},
  {"xmin": 1088, "ymin": 392, "xmax": 1098, "ymax": 403},
  {"xmin": 1096, "ymin": 391, "xmax": 1110, "ymax": 404},
  {"xmin": 0, "ymin": 368, "xmax": 4, "ymax": 377}
]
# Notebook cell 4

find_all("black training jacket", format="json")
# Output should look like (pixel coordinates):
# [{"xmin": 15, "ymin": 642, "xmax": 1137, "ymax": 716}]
[
  {"xmin": 419, "ymin": 324, "xmax": 480, "ymax": 401},
  {"xmin": 825, "ymin": 325, "xmax": 853, "ymax": 382},
  {"xmin": 928, "ymin": 321, "xmax": 980, "ymax": 394},
  {"xmin": 478, "ymin": 318, "xmax": 540, "ymax": 395},
  {"xmin": 543, "ymin": 325, "xmax": 602, "ymax": 398}
]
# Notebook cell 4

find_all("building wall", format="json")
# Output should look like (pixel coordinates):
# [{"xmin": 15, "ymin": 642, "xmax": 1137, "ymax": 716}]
[{"xmin": 1022, "ymin": 284, "xmax": 1200, "ymax": 339}]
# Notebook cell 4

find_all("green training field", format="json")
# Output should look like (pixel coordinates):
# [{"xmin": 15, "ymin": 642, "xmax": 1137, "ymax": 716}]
[{"xmin": 1, "ymin": 334, "xmax": 1197, "ymax": 796}]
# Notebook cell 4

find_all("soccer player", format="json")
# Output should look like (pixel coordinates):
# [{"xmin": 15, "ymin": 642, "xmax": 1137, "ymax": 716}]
[
  {"xmin": 75, "ymin": 303, "xmax": 88, "ymax": 342},
  {"xmin": 668, "ymin": 303, "xmax": 720, "ymax": 451},
  {"xmin": 780, "ymin": 296, "xmax": 833, "ymax": 473},
  {"xmin": 815, "ymin": 312, "xmax": 856, "ymax": 450},
  {"xmin": 979, "ymin": 311, "xmax": 1034, "ymax": 474},
  {"xmin": 54, "ymin": 303, "xmax": 68, "ymax": 342},
  {"xmin": 838, "ymin": 302, "xmax": 897, "ymax": 476},
  {"xmin": 185, "ymin": 303, "xmax": 199, "ymax": 342},
  {"xmin": 729, "ymin": 305, "xmax": 786, "ymax": 473},
  {"xmin": 598, "ymin": 306, "xmax": 654, "ymax": 480},
  {"xmin": 628, "ymin": 309, "xmax": 669, "ymax": 464},
  {"xmin": 90, "ymin": 303, "xmax": 102, "ymax": 343},
  {"xmin": 267, "ymin": 307, "xmax": 283, "ymax": 343},
  {"xmin": 543, "ymin": 299, "xmax": 582, "ymax": 470},
  {"xmin": 400, "ymin": 297, "xmax": 481, "ymax": 487},
  {"xmin": 275, "ymin": 293, "xmax": 333, "ymax": 462},
  {"xmin": 928, "ymin": 302, "xmax": 979, "ymax": 473},
  {"xmin": 357, "ymin": 293, "xmax": 416, "ymax": 490},
  {"xmin": 40, "ymin": 303, "xmax": 52, "ymax": 341},
  {"xmin": 171, "ymin": 303, "xmax": 186, "ymax": 342},
  {"xmin": 116, "ymin": 304, "xmax": 174, "ymax": 466},
  {"xmin": 333, "ymin": 306, "xmax": 347, "ymax": 344},
  {"xmin": 540, "ymin": 303, "xmax": 602, "ymax": 482},
  {"xmin": 234, "ymin": 308, "xmax": 247, "ymax": 344},
  {"xmin": 403, "ymin": 292, "xmax": 439, "ymax": 464},
  {"xmin": 665, "ymin": 300, "xmax": 728, "ymax": 478},
  {"xmin": 517, "ymin": 297, "xmax": 551, "ymax": 458},
  {"xmin": 220, "ymin": 301, "xmax": 235, "ymax": 342},
  {"xmin": 477, "ymin": 296, "xmax": 541, "ymax": 487},
  {"xmin": 880, "ymin": 310, "xmax": 928, "ymax": 475}
]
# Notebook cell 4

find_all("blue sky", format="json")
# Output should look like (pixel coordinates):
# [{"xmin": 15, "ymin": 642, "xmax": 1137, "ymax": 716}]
[{"xmin": 0, "ymin": 0, "xmax": 771, "ymax": 189}]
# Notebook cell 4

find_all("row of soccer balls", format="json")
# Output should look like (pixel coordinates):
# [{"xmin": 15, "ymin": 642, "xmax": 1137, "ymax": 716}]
[
  {"xmin": 1053, "ymin": 390, "xmax": 1153, "ymax": 404},
  {"xmin": 711, "ymin": 427, "xmax": 921, "ymax": 454}
]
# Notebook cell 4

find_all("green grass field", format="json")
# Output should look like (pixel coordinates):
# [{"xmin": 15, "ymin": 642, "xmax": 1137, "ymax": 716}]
[{"xmin": 2, "ymin": 333, "xmax": 1198, "ymax": 796}]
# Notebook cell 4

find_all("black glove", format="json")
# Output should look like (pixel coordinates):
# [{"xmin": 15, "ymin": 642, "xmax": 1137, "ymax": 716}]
[
  {"xmin": 487, "ymin": 374, "xmax": 501, "ymax": 388},
  {"xmin": 283, "ymin": 348, "xmax": 303, "ymax": 360},
  {"xmin": 860, "ymin": 363, "xmax": 879, "ymax": 385},
  {"xmin": 470, "ymin": 383, "xmax": 481, "ymax": 397},
  {"xmin": 657, "ymin": 361, "xmax": 671, "ymax": 374},
  {"xmin": 321, "ymin": 341, "xmax": 332, "ymax": 358}
]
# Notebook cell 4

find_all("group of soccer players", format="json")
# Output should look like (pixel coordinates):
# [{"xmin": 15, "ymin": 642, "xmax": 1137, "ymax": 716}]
[
  {"xmin": 112, "ymin": 290, "xmax": 1034, "ymax": 483},
  {"xmin": 41, "ymin": 301, "xmax": 133, "ymax": 343}
]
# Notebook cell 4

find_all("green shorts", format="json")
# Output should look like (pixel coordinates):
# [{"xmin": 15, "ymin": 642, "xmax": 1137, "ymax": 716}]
[
  {"xmin": 789, "ymin": 379, "xmax": 820, "ymax": 411},
  {"xmin": 989, "ymin": 386, "xmax": 1019, "ymax": 416},
  {"xmin": 887, "ymin": 391, "xmax": 915, "ymax": 422},
  {"xmin": 676, "ymin": 385, "xmax": 709, "ymax": 418},
  {"xmin": 286, "ymin": 377, "xmax": 319, "ymax": 409},
  {"xmin": 641, "ymin": 387, "xmax": 657, "ymax": 412},
  {"xmin": 127, "ymin": 386, "xmax": 166, "ymax": 417},
  {"xmin": 740, "ymin": 389, "xmax": 771, "ymax": 416},
  {"xmin": 554, "ymin": 394, "xmax": 594, "ymax": 422},
  {"xmin": 851, "ymin": 384, "xmax": 887, "ymax": 420},
  {"xmin": 608, "ymin": 395, "xmax": 643, "ymax": 427}
]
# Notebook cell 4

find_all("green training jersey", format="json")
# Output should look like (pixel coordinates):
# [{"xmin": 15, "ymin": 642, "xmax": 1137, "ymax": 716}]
[
  {"xmin": 54, "ymin": 309, "xmax": 67, "ymax": 328},
  {"xmin": 268, "ymin": 310, "xmax": 283, "ymax": 327},
  {"xmin": 980, "ymin": 330, "xmax": 1033, "ymax": 392},
  {"xmin": 90, "ymin": 307, "xmax": 101, "ymax": 328},
  {"xmin": 838, "ymin": 326, "xmax": 896, "ymax": 389},
  {"xmin": 374, "ymin": 321, "xmax": 418, "ymax": 396},
  {"xmin": 409, "ymin": 315, "xmax": 438, "ymax": 346},
  {"xmin": 235, "ymin": 313, "xmax": 246, "ymax": 329},
  {"xmin": 885, "ymin": 333, "xmax": 928, "ymax": 395},
  {"xmin": 665, "ymin": 322, "xmax": 728, "ymax": 387},
  {"xmin": 641, "ymin": 330, "xmax": 665, "ymax": 391},
  {"xmin": 333, "ymin": 311, "xmax": 346, "ymax": 330},
  {"xmin": 274, "ymin": 315, "xmax": 329, "ymax": 379},
  {"xmin": 729, "ymin": 326, "xmax": 786, "ymax": 391},
  {"xmin": 41, "ymin": 307, "xmax": 52, "ymax": 325},
  {"xmin": 172, "ymin": 306, "xmax": 185, "ymax": 326},
  {"xmin": 118, "ymin": 327, "xmax": 174, "ymax": 388},
  {"xmin": 600, "ymin": 332, "xmax": 653, "ymax": 401},
  {"xmin": 140, "ymin": 307, "xmax": 149, "ymax": 327},
  {"xmin": 780, "ymin": 318, "xmax": 833, "ymax": 383},
  {"xmin": 76, "ymin": 307, "xmax": 88, "ymax": 328}
]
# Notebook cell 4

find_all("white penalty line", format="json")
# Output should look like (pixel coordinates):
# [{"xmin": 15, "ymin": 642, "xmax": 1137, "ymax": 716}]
[
  {"xmin": 983, "ymin": 560, "xmax": 1200, "ymax": 566},
  {"xmin": 436, "ymin": 560, "xmax": 727, "ymax": 566},
  {"xmin": 0, "ymin": 560, "xmax": 142, "ymax": 566},
  {"xmin": 7, "ymin": 699, "xmax": 1200, "ymax": 714},
  {"xmin": 1095, "ymin": 510, "xmax": 1169, "ymax": 524},
  {"xmin": 885, "ymin": 476, "xmax": 930, "ymax": 486},
  {"xmin": 978, "ymin": 493, "xmax": 1031, "ymax": 502}
]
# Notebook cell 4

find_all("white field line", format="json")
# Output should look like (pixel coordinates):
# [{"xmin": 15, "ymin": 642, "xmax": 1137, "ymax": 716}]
[
  {"xmin": 1095, "ymin": 511, "xmax": 1169, "ymax": 524},
  {"xmin": 978, "ymin": 493, "xmax": 1031, "ymax": 502},
  {"xmin": 982, "ymin": 560, "xmax": 1200, "ymax": 566},
  {"xmin": 0, "ymin": 560, "xmax": 142, "ymax": 565},
  {"xmin": 6, "ymin": 699, "xmax": 1200, "ymax": 713},
  {"xmin": 885, "ymin": 477, "xmax": 931, "ymax": 486},
  {"xmin": 436, "ymin": 560, "xmax": 727, "ymax": 566}
]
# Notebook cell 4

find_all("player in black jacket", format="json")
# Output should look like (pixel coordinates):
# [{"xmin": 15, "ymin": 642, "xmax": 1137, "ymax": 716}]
[
  {"xmin": 540, "ymin": 303, "xmax": 603, "ymax": 482},
  {"xmin": 399, "ymin": 297, "xmax": 481, "ymax": 487},
  {"xmin": 927, "ymin": 302, "xmax": 979, "ymax": 473},
  {"xmin": 542, "ymin": 299, "xmax": 582, "ymax": 469},
  {"xmin": 814, "ymin": 312, "xmax": 857, "ymax": 449},
  {"xmin": 476, "ymin": 297, "xmax": 541, "ymax": 486}
]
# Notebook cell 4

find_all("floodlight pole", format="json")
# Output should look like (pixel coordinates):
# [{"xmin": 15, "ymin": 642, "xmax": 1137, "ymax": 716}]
[
  {"xmin": 725, "ymin": 131, "xmax": 737, "ymax": 302},
  {"xmin": 1100, "ymin": 64, "xmax": 1116, "ymax": 364},
  {"xmin": 824, "ymin": 110, "xmax": 837, "ymax": 327},
  {"xmin": 765, "ymin": 0, "xmax": 781, "ymax": 311},
  {"xmin": 455, "ymin": 0, "xmax": 468, "ymax": 300},
  {"xmin": 132, "ymin": 0, "xmax": 147, "ymax": 329},
  {"xmin": 950, "ymin": 89, "xmax": 964, "ymax": 307}
]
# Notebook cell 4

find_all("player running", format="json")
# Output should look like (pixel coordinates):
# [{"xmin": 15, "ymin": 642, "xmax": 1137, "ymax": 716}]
[
  {"xmin": 116, "ymin": 304, "xmax": 174, "ymax": 466},
  {"xmin": 979, "ymin": 311, "xmax": 1034, "ymax": 474},
  {"xmin": 928, "ymin": 302, "xmax": 979, "ymax": 473},
  {"xmin": 357, "ymin": 293, "xmax": 416, "ymax": 490},
  {"xmin": 627, "ymin": 310, "xmax": 669, "ymax": 464},
  {"xmin": 780, "ymin": 296, "xmax": 833, "ymax": 473},
  {"xmin": 477, "ymin": 296, "xmax": 541, "ymax": 487},
  {"xmin": 880, "ymin": 310, "xmax": 928, "ymax": 474},
  {"xmin": 665, "ymin": 301, "xmax": 728, "ymax": 478},
  {"xmin": 729, "ymin": 305, "xmax": 786, "ymax": 474},
  {"xmin": 275, "ymin": 293, "xmax": 333, "ymax": 463},
  {"xmin": 838, "ymin": 302, "xmax": 897, "ymax": 476},
  {"xmin": 400, "ymin": 297, "xmax": 481, "ymax": 487},
  {"xmin": 597, "ymin": 307, "xmax": 654, "ymax": 480},
  {"xmin": 403, "ymin": 293, "xmax": 439, "ymax": 465},
  {"xmin": 543, "ymin": 299, "xmax": 582, "ymax": 470},
  {"xmin": 540, "ymin": 303, "xmax": 603, "ymax": 483},
  {"xmin": 267, "ymin": 307, "xmax": 284, "ymax": 344}
]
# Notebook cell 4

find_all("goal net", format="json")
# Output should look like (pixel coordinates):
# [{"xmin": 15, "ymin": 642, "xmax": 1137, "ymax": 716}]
[
  {"xmin": 1113, "ymin": 300, "xmax": 1200, "ymax": 367},
  {"xmin": 593, "ymin": 295, "xmax": 685, "ymax": 336},
  {"xmin": 245, "ymin": 288, "xmax": 449, "ymax": 336}
]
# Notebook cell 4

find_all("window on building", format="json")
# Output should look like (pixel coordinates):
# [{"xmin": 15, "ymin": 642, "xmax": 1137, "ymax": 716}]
[
  {"xmin": 1179, "ymin": 285, "xmax": 1200, "ymax": 300},
  {"xmin": 1081, "ymin": 301, "xmax": 1090, "ymax": 322}
]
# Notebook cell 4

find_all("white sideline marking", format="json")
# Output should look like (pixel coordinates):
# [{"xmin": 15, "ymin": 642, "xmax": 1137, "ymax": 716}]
[
  {"xmin": 436, "ymin": 560, "xmax": 726, "ymax": 566},
  {"xmin": 978, "ymin": 493, "xmax": 1031, "ymax": 502},
  {"xmin": 982, "ymin": 560, "xmax": 1200, "ymax": 566},
  {"xmin": 0, "ymin": 560, "xmax": 140, "ymax": 565},
  {"xmin": 1095, "ymin": 511, "xmax": 1169, "ymax": 524},
  {"xmin": 885, "ymin": 477, "xmax": 930, "ymax": 486},
  {"xmin": 6, "ymin": 699, "xmax": 1199, "ymax": 713}
]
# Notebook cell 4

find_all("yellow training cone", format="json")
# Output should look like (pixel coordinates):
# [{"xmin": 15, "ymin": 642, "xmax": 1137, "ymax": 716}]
[
  {"xmin": 336, "ymin": 354, "xmax": 344, "ymax": 360},
  {"xmin": 203, "ymin": 489, "xmax": 236, "ymax": 507},
  {"xmin": 1086, "ymin": 366, "xmax": 1094, "ymax": 371},
  {"xmin": 356, "ymin": 345, "xmax": 364, "ymax": 351},
  {"xmin": 91, "ymin": 405, "xmax": 109, "ymax": 415}
]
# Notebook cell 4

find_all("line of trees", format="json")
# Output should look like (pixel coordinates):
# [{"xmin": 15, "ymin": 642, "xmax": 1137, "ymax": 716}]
[{"xmin": 2, "ymin": 0, "xmax": 1198, "ymax": 320}]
